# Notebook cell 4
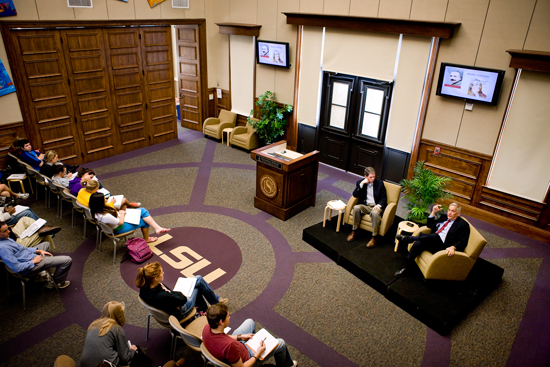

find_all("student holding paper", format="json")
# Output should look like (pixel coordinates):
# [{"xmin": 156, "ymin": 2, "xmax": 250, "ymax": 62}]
[
  {"xmin": 135, "ymin": 262, "xmax": 227, "ymax": 320},
  {"xmin": 202, "ymin": 303, "xmax": 297, "ymax": 367},
  {"xmin": 0, "ymin": 221, "xmax": 72, "ymax": 289},
  {"xmin": 89, "ymin": 193, "xmax": 169, "ymax": 243}
]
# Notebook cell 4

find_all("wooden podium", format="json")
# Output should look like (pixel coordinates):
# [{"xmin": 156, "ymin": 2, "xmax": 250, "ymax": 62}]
[{"xmin": 251, "ymin": 141, "xmax": 319, "ymax": 221}]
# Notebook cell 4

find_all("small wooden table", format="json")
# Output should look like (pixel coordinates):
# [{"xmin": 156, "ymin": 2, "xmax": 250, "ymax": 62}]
[
  {"xmin": 323, "ymin": 200, "xmax": 346, "ymax": 232},
  {"xmin": 222, "ymin": 127, "xmax": 233, "ymax": 146},
  {"xmin": 394, "ymin": 220, "xmax": 419, "ymax": 252}
]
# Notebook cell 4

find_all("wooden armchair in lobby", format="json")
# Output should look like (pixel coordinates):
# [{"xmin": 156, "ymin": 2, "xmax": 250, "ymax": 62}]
[
  {"xmin": 203, "ymin": 109, "xmax": 237, "ymax": 140},
  {"xmin": 408, "ymin": 218, "xmax": 487, "ymax": 281},
  {"xmin": 343, "ymin": 181, "xmax": 401, "ymax": 236},
  {"xmin": 230, "ymin": 118, "xmax": 261, "ymax": 150}
]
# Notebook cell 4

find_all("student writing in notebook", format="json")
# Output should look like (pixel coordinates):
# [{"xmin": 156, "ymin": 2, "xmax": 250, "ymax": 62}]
[
  {"xmin": 89, "ymin": 193, "xmax": 169, "ymax": 243},
  {"xmin": 202, "ymin": 303, "xmax": 297, "ymax": 367},
  {"xmin": 135, "ymin": 262, "xmax": 227, "ymax": 320}
]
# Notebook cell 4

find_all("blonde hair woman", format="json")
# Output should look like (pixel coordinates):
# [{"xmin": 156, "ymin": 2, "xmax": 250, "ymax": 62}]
[
  {"xmin": 136, "ymin": 262, "xmax": 227, "ymax": 320},
  {"xmin": 76, "ymin": 179, "xmax": 140, "ymax": 211},
  {"xmin": 40, "ymin": 149, "xmax": 78, "ymax": 178},
  {"xmin": 78, "ymin": 301, "xmax": 136, "ymax": 367}
]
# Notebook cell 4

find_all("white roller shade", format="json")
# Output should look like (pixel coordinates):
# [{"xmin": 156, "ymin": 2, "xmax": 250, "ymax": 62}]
[
  {"xmin": 323, "ymin": 28, "xmax": 399, "ymax": 81},
  {"xmin": 488, "ymin": 71, "xmax": 550, "ymax": 202},
  {"xmin": 230, "ymin": 35, "xmax": 254, "ymax": 116},
  {"xmin": 297, "ymin": 27, "xmax": 324, "ymax": 128},
  {"xmin": 386, "ymin": 35, "xmax": 432, "ymax": 153}
]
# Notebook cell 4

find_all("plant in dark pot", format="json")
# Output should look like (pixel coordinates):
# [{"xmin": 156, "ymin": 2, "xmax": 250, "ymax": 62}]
[
  {"xmin": 400, "ymin": 160, "xmax": 453, "ymax": 224},
  {"xmin": 248, "ymin": 91, "xmax": 293, "ymax": 144}
]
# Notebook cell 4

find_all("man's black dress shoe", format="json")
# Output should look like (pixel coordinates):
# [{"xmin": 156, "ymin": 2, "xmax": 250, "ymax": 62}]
[
  {"xmin": 38, "ymin": 226, "xmax": 62, "ymax": 236},
  {"xmin": 396, "ymin": 234, "xmax": 411, "ymax": 243},
  {"xmin": 394, "ymin": 267, "xmax": 408, "ymax": 278}
]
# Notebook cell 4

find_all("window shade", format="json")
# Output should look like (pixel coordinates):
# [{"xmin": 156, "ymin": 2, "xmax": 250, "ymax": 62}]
[
  {"xmin": 323, "ymin": 28, "xmax": 399, "ymax": 81},
  {"xmin": 230, "ymin": 35, "xmax": 254, "ymax": 116}
]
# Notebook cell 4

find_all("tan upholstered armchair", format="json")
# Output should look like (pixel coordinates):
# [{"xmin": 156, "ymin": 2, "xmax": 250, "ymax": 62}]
[
  {"xmin": 343, "ymin": 181, "xmax": 401, "ymax": 236},
  {"xmin": 230, "ymin": 118, "xmax": 261, "ymax": 150},
  {"xmin": 407, "ymin": 218, "xmax": 487, "ymax": 281},
  {"xmin": 203, "ymin": 109, "xmax": 237, "ymax": 140}
]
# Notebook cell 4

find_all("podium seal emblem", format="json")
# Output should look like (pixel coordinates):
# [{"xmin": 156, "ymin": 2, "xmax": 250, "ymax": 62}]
[{"xmin": 260, "ymin": 175, "xmax": 278, "ymax": 198}]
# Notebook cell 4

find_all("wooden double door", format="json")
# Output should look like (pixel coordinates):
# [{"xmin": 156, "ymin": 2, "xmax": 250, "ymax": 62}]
[
  {"xmin": 318, "ymin": 72, "xmax": 393, "ymax": 177},
  {"xmin": 9, "ymin": 26, "xmax": 177, "ymax": 164}
]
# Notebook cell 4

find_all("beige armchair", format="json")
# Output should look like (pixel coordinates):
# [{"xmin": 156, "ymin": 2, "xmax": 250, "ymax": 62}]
[
  {"xmin": 203, "ymin": 109, "xmax": 237, "ymax": 140},
  {"xmin": 230, "ymin": 118, "xmax": 261, "ymax": 150},
  {"xmin": 343, "ymin": 181, "xmax": 401, "ymax": 236},
  {"xmin": 407, "ymin": 218, "xmax": 487, "ymax": 281}
]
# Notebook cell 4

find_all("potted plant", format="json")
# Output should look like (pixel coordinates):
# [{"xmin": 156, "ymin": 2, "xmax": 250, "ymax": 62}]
[
  {"xmin": 400, "ymin": 160, "xmax": 453, "ymax": 224},
  {"xmin": 248, "ymin": 91, "xmax": 293, "ymax": 144}
]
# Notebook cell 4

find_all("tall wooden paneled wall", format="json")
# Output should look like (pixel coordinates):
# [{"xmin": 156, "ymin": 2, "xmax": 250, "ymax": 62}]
[{"xmin": 0, "ymin": 20, "xmax": 208, "ymax": 167}]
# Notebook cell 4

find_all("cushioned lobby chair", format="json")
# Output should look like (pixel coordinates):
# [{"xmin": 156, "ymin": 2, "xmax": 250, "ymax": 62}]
[
  {"xmin": 203, "ymin": 109, "xmax": 237, "ymax": 140},
  {"xmin": 407, "ymin": 218, "xmax": 487, "ymax": 281},
  {"xmin": 343, "ymin": 181, "xmax": 401, "ymax": 236},
  {"xmin": 230, "ymin": 118, "xmax": 261, "ymax": 150}
]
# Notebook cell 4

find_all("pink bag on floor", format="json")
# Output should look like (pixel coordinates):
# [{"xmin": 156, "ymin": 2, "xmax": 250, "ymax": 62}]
[{"xmin": 126, "ymin": 238, "xmax": 153, "ymax": 263}]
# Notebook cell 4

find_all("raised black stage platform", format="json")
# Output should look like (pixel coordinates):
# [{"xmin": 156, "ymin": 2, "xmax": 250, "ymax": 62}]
[{"xmin": 303, "ymin": 218, "xmax": 504, "ymax": 335}]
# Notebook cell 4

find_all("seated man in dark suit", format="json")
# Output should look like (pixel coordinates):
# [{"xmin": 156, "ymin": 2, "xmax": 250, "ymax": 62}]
[
  {"xmin": 346, "ymin": 167, "xmax": 387, "ymax": 248},
  {"xmin": 394, "ymin": 202, "xmax": 470, "ymax": 277}
]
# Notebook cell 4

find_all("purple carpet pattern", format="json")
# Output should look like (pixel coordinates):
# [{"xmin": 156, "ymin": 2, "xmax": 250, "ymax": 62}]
[{"xmin": 0, "ymin": 128, "xmax": 549, "ymax": 367}]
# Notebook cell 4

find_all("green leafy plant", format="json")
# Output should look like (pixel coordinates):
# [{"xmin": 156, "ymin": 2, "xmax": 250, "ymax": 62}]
[
  {"xmin": 248, "ymin": 91, "xmax": 293, "ymax": 144},
  {"xmin": 400, "ymin": 161, "xmax": 453, "ymax": 223}
]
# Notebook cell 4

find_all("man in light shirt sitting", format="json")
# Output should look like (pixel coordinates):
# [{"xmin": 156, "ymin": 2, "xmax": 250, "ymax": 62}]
[
  {"xmin": 0, "ymin": 221, "xmax": 71, "ymax": 289},
  {"xmin": 394, "ymin": 202, "xmax": 470, "ymax": 278}
]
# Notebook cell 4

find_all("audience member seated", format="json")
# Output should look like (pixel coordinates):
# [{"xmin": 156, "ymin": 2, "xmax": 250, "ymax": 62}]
[
  {"xmin": 78, "ymin": 301, "xmax": 136, "ymax": 367},
  {"xmin": 51, "ymin": 165, "xmax": 72, "ymax": 188},
  {"xmin": 0, "ymin": 221, "xmax": 71, "ymax": 289},
  {"xmin": 76, "ymin": 180, "xmax": 139, "ymax": 211},
  {"xmin": 0, "ymin": 183, "xmax": 29, "ymax": 201},
  {"xmin": 89, "ymin": 193, "xmax": 168, "ymax": 243},
  {"xmin": 135, "ymin": 262, "xmax": 227, "ymax": 320},
  {"xmin": 202, "ymin": 303, "xmax": 297, "ymax": 367},
  {"xmin": 1, "ymin": 202, "xmax": 40, "ymax": 226},
  {"xmin": 12, "ymin": 138, "xmax": 44, "ymax": 171},
  {"xmin": 39, "ymin": 150, "xmax": 78, "ymax": 178},
  {"xmin": 69, "ymin": 168, "xmax": 101, "ymax": 196},
  {"xmin": 10, "ymin": 216, "xmax": 61, "ymax": 249}
]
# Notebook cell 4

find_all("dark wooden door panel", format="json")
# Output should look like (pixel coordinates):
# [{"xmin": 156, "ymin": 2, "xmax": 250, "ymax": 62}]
[
  {"xmin": 348, "ymin": 140, "xmax": 384, "ymax": 177},
  {"xmin": 140, "ymin": 26, "xmax": 176, "ymax": 144},
  {"xmin": 61, "ymin": 29, "xmax": 117, "ymax": 161},
  {"xmin": 319, "ymin": 131, "xmax": 349, "ymax": 171},
  {"xmin": 103, "ymin": 28, "xmax": 148, "ymax": 152},
  {"xmin": 176, "ymin": 25, "xmax": 202, "ymax": 131},
  {"xmin": 12, "ymin": 30, "xmax": 81, "ymax": 163}
]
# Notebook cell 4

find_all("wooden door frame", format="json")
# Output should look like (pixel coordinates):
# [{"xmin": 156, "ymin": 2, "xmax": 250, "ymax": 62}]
[{"xmin": 0, "ymin": 19, "xmax": 208, "ymax": 150}]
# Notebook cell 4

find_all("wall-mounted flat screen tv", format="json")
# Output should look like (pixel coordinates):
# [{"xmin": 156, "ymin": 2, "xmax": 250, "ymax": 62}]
[
  {"xmin": 435, "ymin": 63, "xmax": 506, "ymax": 106},
  {"xmin": 257, "ymin": 40, "xmax": 290, "ymax": 68}
]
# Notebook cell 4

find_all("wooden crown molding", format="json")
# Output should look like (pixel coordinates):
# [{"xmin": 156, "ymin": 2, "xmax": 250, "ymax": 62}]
[
  {"xmin": 506, "ymin": 49, "xmax": 550, "ymax": 73},
  {"xmin": 216, "ymin": 22, "xmax": 261, "ymax": 37},
  {"xmin": 284, "ymin": 12, "xmax": 460, "ymax": 39}
]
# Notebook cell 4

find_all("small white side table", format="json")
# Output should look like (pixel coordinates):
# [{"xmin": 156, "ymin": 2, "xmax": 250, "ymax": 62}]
[
  {"xmin": 394, "ymin": 220, "xmax": 419, "ymax": 252},
  {"xmin": 222, "ymin": 127, "xmax": 233, "ymax": 146},
  {"xmin": 323, "ymin": 200, "xmax": 347, "ymax": 232}
]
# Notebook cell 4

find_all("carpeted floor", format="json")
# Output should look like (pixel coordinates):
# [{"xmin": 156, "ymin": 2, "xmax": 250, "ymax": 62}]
[{"xmin": 0, "ymin": 128, "xmax": 549, "ymax": 367}]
